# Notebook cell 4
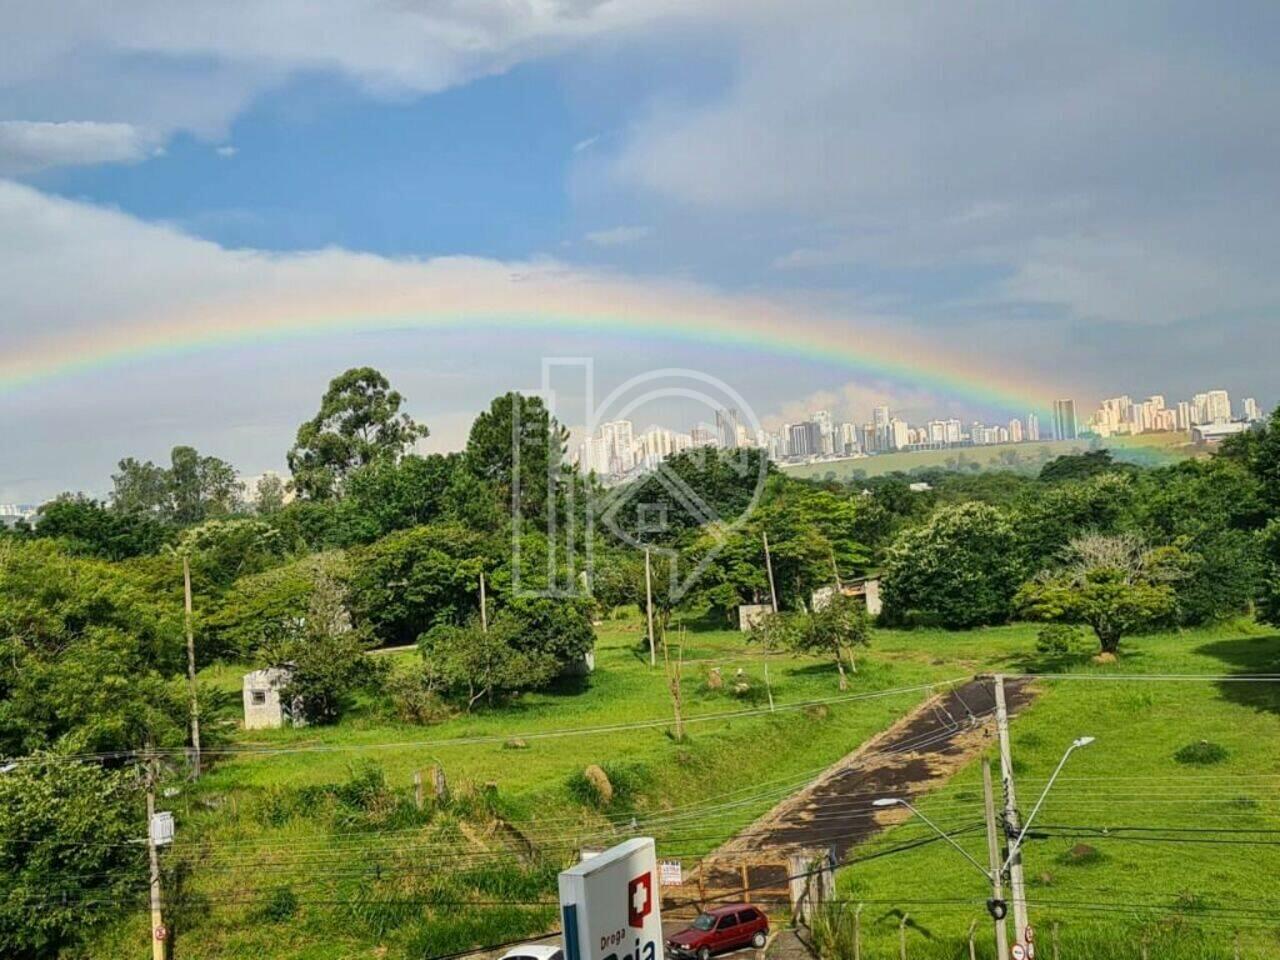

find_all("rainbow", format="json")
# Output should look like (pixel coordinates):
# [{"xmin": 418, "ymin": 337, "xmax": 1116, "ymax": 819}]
[{"xmin": 0, "ymin": 271, "xmax": 1057, "ymax": 417}]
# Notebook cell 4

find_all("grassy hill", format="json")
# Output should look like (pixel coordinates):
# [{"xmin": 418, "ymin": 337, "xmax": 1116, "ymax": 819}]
[
  {"xmin": 782, "ymin": 431, "xmax": 1200, "ymax": 482},
  {"xmin": 84, "ymin": 615, "xmax": 1280, "ymax": 959}
]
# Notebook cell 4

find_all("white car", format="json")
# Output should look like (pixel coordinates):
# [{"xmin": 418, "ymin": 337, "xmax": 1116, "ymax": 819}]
[{"xmin": 499, "ymin": 945, "xmax": 563, "ymax": 960}]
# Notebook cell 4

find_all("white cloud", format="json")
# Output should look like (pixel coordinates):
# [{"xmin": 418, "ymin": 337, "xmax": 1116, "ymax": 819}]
[
  {"xmin": 607, "ymin": 1, "xmax": 1280, "ymax": 337},
  {"xmin": 215, "ymin": 144, "xmax": 238, "ymax": 158},
  {"xmin": 0, "ymin": 121, "xmax": 155, "ymax": 174},
  {"xmin": 585, "ymin": 224, "xmax": 651, "ymax": 247},
  {"xmin": 0, "ymin": 1, "xmax": 691, "ymax": 153}
]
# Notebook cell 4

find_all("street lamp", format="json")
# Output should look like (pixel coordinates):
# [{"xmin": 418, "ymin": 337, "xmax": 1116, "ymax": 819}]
[
  {"xmin": 872, "ymin": 797, "xmax": 992, "ymax": 880},
  {"xmin": 1001, "ymin": 735, "xmax": 1095, "ymax": 873}
]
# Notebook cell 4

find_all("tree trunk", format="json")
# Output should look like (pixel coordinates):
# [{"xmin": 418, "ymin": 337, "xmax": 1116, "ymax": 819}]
[{"xmin": 834, "ymin": 649, "xmax": 848, "ymax": 691}]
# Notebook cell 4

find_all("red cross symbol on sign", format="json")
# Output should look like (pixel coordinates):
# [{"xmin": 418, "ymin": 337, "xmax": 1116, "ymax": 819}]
[{"xmin": 628, "ymin": 872, "xmax": 653, "ymax": 928}]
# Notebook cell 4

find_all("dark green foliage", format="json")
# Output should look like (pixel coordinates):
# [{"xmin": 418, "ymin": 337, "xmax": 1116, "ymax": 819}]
[
  {"xmin": 335, "ymin": 453, "xmax": 458, "ymax": 543},
  {"xmin": 500, "ymin": 594, "xmax": 596, "ymax": 666},
  {"xmin": 0, "ymin": 758, "xmax": 142, "ymax": 958},
  {"xmin": 464, "ymin": 392, "xmax": 568, "ymax": 525},
  {"xmin": 287, "ymin": 367, "xmax": 429, "ymax": 501},
  {"xmin": 347, "ymin": 523, "xmax": 486, "ymax": 646},
  {"xmin": 255, "ymin": 886, "xmax": 299, "ymax": 923},
  {"xmin": 0, "ymin": 540, "xmax": 186, "ymax": 755},
  {"xmin": 1173, "ymin": 740, "xmax": 1229, "ymax": 765},
  {"xmin": 1038, "ymin": 449, "xmax": 1129, "ymax": 483},
  {"xmin": 880, "ymin": 502, "xmax": 1023, "ymax": 628},
  {"xmin": 32, "ymin": 495, "xmax": 169, "ymax": 560},
  {"xmin": 609, "ymin": 447, "xmax": 771, "ymax": 545},
  {"xmin": 418, "ymin": 615, "xmax": 559, "ymax": 711},
  {"xmin": 112, "ymin": 445, "xmax": 242, "ymax": 523}
]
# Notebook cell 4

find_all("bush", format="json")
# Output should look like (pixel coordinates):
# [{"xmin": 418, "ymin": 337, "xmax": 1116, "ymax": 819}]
[
  {"xmin": 255, "ymin": 886, "xmax": 299, "ymax": 923},
  {"xmin": 1036, "ymin": 623, "xmax": 1084, "ymax": 655},
  {"xmin": 386, "ymin": 664, "xmax": 452, "ymax": 725},
  {"xmin": 1173, "ymin": 741, "xmax": 1229, "ymax": 765}
]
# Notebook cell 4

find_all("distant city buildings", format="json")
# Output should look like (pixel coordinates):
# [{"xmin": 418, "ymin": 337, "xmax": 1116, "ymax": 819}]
[
  {"xmin": 572, "ymin": 387, "xmax": 1270, "ymax": 481},
  {"xmin": 0, "ymin": 504, "xmax": 37, "ymax": 529},
  {"xmin": 1085, "ymin": 387, "xmax": 1265, "ymax": 439},
  {"xmin": 1053, "ymin": 399, "xmax": 1079, "ymax": 441}
]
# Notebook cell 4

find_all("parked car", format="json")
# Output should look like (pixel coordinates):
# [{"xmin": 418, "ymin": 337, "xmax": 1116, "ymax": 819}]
[
  {"xmin": 665, "ymin": 904, "xmax": 769, "ymax": 960},
  {"xmin": 499, "ymin": 945, "xmax": 563, "ymax": 960}
]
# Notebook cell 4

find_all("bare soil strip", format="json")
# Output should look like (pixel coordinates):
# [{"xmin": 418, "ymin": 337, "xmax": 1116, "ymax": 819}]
[{"xmin": 686, "ymin": 677, "xmax": 1036, "ymax": 907}]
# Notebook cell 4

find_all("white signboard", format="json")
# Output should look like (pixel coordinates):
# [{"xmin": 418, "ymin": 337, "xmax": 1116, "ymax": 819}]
[
  {"xmin": 559, "ymin": 838, "xmax": 663, "ymax": 960},
  {"xmin": 150, "ymin": 811, "xmax": 174, "ymax": 847},
  {"xmin": 659, "ymin": 860, "xmax": 682, "ymax": 886}
]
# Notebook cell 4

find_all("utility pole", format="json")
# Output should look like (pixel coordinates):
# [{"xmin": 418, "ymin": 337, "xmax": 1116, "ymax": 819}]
[
  {"xmin": 479, "ymin": 570, "xmax": 489, "ymax": 633},
  {"xmin": 761, "ymin": 532, "xmax": 778, "ymax": 712},
  {"xmin": 182, "ymin": 555, "xmax": 200, "ymax": 780},
  {"xmin": 644, "ymin": 547, "xmax": 656, "ymax": 667},
  {"xmin": 145, "ymin": 751, "xmax": 167, "ymax": 960},
  {"xmin": 982, "ymin": 757, "xmax": 1010, "ymax": 960},
  {"xmin": 994, "ymin": 675, "xmax": 1029, "ymax": 953}
]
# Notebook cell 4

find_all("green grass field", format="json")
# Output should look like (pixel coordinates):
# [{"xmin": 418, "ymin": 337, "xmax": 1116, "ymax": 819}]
[
  {"xmin": 782, "ymin": 432, "xmax": 1199, "ymax": 482},
  {"xmin": 85, "ymin": 614, "xmax": 1280, "ymax": 959}
]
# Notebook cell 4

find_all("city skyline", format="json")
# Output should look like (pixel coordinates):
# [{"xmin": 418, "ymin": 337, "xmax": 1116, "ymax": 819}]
[{"xmin": 574, "ymin": 383, "xmax": 1267, "ymax": 481}]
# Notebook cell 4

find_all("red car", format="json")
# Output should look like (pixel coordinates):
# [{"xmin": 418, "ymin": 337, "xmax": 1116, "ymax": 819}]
[{"xmin": 665, "ymin": 904, "xmax": 769, "ymax": 960}]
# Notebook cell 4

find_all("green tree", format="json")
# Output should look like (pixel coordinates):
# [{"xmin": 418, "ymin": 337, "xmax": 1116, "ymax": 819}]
[
  {"xmin": 0, "ymin": 759, "xmax": 142, "ymax": 958},
  {"xmin": 335, "ymin": 453, "xmax": 457, "ymax": 543},
  {"xmin": 265, "ymin": 566, "xmax": 384, "ymax": 725},
  {"xmin": 287, "ymin": 367, "xmax": 429, "ymax": 500},
  {"xmin": 176, "ymin": 517, "xmax": 287, "ymax": 589},
  {"xmin": 419, "ymin": 614, "xmax": 558, "ymax": 711},
  {"xmin": 346, "ymin": 523, "xmax": 487, "ymax": 646},
  {"xmin": 32, "ymin": 495, "xmax": 168, "ymax": 560},
  {"xmin": 1016, "ymin": 534, "xmax": 1182, "ymax": 654},
  {"xmin": 464, "ymin": 392, "xmax": 568, "ymax": 525},
  {"xmin": 880, "ymin": 502, "xmax": 1023, "ymax": 628},
  {"xmin": 1258, "ymin": 520, "xmax": 1280, "ymax": 628},
  {"xmin": 751, "ymin": 593, "xmax": 871, "ymax": 690},
  {"xmin": 253, "ymin": 473, "xmax": 287, "ymax": 515},
  {"xmin": 1038, "ymin": 449, "xmax": 1130, "ymax": 483},
  {"xmin": 110, "ymin": 446, "xmax": 242, "ymax": 523}
]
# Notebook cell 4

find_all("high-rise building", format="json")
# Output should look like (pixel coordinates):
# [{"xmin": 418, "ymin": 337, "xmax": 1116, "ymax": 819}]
[
  {"xmin": 888, "ymin": 418, "xmax": 910, "ymax": 451},
  {"xmin": 1053, "ymin": 399, "xmax": 1078, "ymax": 440},
  {"xmin": 1026, "ymin": 413, "xmax": 1040, "ymax": 442},
  {"xmin": 838, "ymin": 422, "xmax": 859, "ymax": 456},
  {"xmin": 787, "ymin": 421, "xmax": 822, "ymax": 458},
  {"xmin": 1243, "ymin": 397, "xmax": 1262, "ymax": 422},
  {"xmin": 715, "ymin": 408, "xmax": 741, "ymax": 449},
  {"xmin": 860, "ymin": 423, "xmax": 877, "ymax": 454},
  {"xmin": 577, "ymin": 436, "xmax": 609, "ymax": 475},
  {"xmin": 690, "ymin": 424, "xmax": 717, "ymax": 448},
  {"xmin": 1175, "ymin": 401, "xmax": 1192, "ymax": 431},
  {"xmin": 1205, "ymin": 390, "xmax": 1231, "ymax": 424},
  {"xmin": 1008, "ymin": 418, "xmax": 1024, "ymax": 443},
  {"xmin": 599, "ymin": 419, "xmax": 635, "ymax": 474}
]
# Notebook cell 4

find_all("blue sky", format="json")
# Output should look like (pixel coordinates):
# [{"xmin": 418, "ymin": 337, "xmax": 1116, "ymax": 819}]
[{"xmin": 1, "ymin": 1, "xmax": 1278, "ymax": 501}]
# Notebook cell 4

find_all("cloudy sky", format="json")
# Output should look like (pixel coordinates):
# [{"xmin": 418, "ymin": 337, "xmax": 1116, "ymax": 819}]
[{"xmin": 2, "ymin": 1, "xmax": 1277, "ymax": 502}]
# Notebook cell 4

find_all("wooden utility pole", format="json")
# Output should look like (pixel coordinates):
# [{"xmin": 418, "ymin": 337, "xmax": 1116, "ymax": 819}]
[
  {"xmin": 762, "ymin": 532, "xmax": 779, "ymax": 613},
  {"xmin": 182, "ymin": 555, "xmax": 201, "ymax": 780},
  {"xmin": 994, "ymin": 676, "xmax": 1029, "ymax": 954},
  {"xmin": 760, "ymin": 533, "xmax": 779, "ymax": 712},
  {"xmin": 664, "ymin": 629, "xmax": 685, "ymax": 741},
  {"xmin": 982, "ymin": 757, "xmax": 1011, "ymax": 960},
  {"xmin": 644, "ymin": 547, "xmax": 656, "ymax": 667},
  {"xmin": 479, "ymin": 571, "xmax": 489, "ymax": 633},
  {"xmin": 146, "ymin": 753, "xmax": 167, "ymax": 960}
]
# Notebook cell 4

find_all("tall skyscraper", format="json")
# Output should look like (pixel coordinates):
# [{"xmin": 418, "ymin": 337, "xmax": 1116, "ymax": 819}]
[
  {"xmin": 715, "ymin": 408, "xmax": 741, "ymax": 449},
  {"xmin": 1008, "ymin": 418, "xmax": 1024, "ymax": 443},
  {"xmin": 1243, "ymin": 397, "xmax": 1262, "ymax": 422},
  {"xmin": 599, "ymin": 419, "xmax": 635, "ymax": 474},
  {"xmin": 1025, "ymin": 413, "xmax": 1040, "ymax": 442},
  {"xmin": 1205, "ymin": 390, "xmax": 1231, "ymax": 423},
  {"xmin": 1175, "ymin": 401, "xmax": 1192, "ymax": 431},
  {"xmin": 889, "ymin": 418, "xmax": 910, "ymax": 451},
  {"xmin": 1053, "ymin": 399, "xmax": 1078, "ymax": 440}
]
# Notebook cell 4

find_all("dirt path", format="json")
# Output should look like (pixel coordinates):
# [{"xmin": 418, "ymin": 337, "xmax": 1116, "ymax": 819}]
[{"xmin": 691, "ymin": 677, "xmax": 1036, "ymax": 905}]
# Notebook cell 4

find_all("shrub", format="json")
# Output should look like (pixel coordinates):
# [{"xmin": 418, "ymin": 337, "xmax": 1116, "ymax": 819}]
[
  {"xmin": 255, "ymin": 886, "xmax": 299, "ymax": 923},
  {"xmin": 386, "ymin": 665, "xmax": 452, "ymax": 725},
  {"xmin": 1036, "ymin": 623, "xmax": 1083, "ymax": 655},
  {"xmin": 1173, "ymin": 741, "xmax": 1229, "ymax": 765}
]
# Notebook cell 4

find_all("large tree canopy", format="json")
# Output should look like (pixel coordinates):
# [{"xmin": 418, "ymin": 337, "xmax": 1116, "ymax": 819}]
[
  {"xmin": 880, "ymin": 502, "xmax": 1023, "ymax": 628},
  {"xmin": 288, "ymin": 367, "xmax": 429, "ymax": 501}
]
